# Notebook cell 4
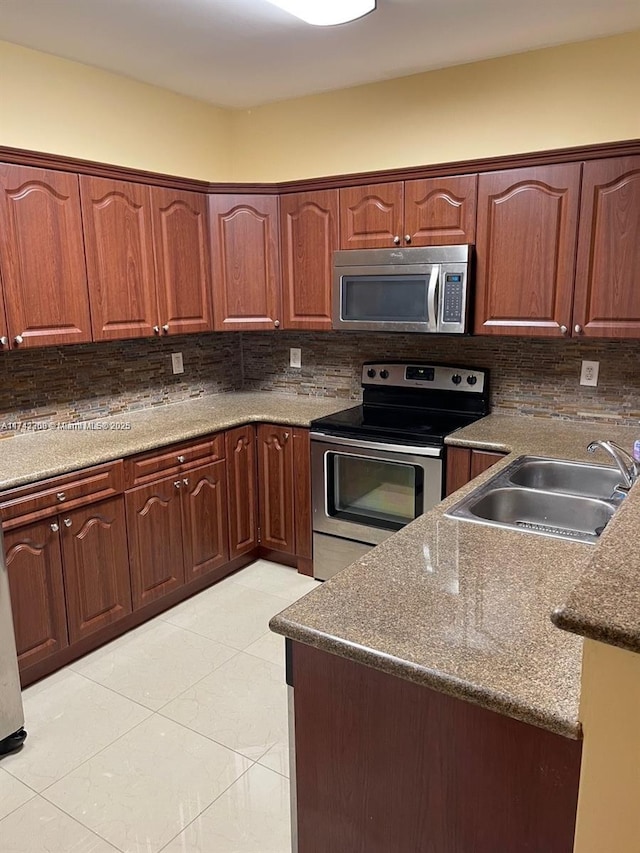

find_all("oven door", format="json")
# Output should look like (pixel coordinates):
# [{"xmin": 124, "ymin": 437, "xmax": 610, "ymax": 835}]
[{"xmin": 311, "ymin": 433, "xmax": 443, "ymax": 546}]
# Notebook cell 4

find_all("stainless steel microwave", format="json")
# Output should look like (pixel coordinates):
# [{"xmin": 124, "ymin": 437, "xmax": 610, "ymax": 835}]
[{"xmin": 333, "ymin": 245, "xmax": 471, "ymax": 334}]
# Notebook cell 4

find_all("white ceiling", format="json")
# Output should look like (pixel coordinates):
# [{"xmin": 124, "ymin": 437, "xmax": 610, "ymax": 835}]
[{"xmin": 1, "ymin": 0, "xmax": 639, "ymax": 108}]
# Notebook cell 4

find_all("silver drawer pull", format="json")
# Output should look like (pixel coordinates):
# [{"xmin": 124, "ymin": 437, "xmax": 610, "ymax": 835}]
[
  {"xmin": 174, "ymin": 480, "xmax": 182, "ymax": 489},
  {"xmin": 183, "ymin": 478, "xmax": 189, "ymax": 486},
  {"xmin": 63, "ymin": 518, "xmax": 72, "ymax": 528},
  {"xmin": 162, "ymin": 324, "xmax": 169, "ymax": 334},
  {"xmin": 50, "ymin": 522, "xmax": 59, "ymax": 532},
  {"xmin": 14, "ymin": 335, "xmax": 24, "ymax": 345},
  {"xmin": 177, "ymin": 455, "xmax": 186, "ymax": 463},
  {"xmin": 56, "ymin": 492, "xmax": 66, "ymax": 502},
  {"xmin": 0, "ymin": 336, "xmax": 8, "ymax": 347}
]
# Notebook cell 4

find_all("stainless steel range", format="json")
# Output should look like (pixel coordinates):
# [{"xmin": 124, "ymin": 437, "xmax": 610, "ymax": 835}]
[{"xmin": 310, "ymin": 361, "xmax": 490, "ymax": 580}]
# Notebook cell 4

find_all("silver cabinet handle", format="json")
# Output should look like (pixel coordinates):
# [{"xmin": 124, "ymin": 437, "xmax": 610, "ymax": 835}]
[
  {"xmin": 393, "ymin": 236, "xmax": 401, "ymax": 245},
  {"xmin": 560, "ymin": 325, "xmax": 568, "ymax": 335},
  {"xmin": 183, "ymin": 478, "xmax": 189, "ymax": 486},
  {"xmin": 56, "ymin": 492, "xmax": 66, "ymax": 502},
  {"xmin": 162, "ymin": 324, "xmax": 169, "ymax": 334},
  {"xmin": 14, "ymin": 335, "xmax": 23, "ymax": 345},
  {"xmin": 0, "ymin": 336, "xmax": 8, "ymax": 347},
  {"xmin": 283, "ymin": 432, "xmax": 290, "ymax": 442},
  {"xmin": 574, "ymin": 324, "xmax": 583, "ymax": 335},
  {"xmin": 153, "ymin": 326, "xmax": 160, "ymax": 334},
  {"xmin": 274, "ymin": 320, "xmax": 280, "ymax": 328},
  {"xmin": 63, "ymin": 518, "xmax": 72, "ymax": 528},
  {"xmin": 177, "ymin": 455, "xmax": 186, "ymax": 463},
  {"xmin": 174, "ymin": 480, "xmax": 182, "ymax": 489},
  {"xmin": 50, "ymin": 522, "xmax": 59, "ymax": 532},
  {"xmin": 404, "ymin": 235, "xmax": 412, "ymax": 244}
]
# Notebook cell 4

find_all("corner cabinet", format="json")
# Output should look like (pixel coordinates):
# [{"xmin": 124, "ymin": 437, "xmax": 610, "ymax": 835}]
[
  {"xmin": 339, "ymin": 176, "xmax": 477, "ymax": 249},
  {"xmin": 474, "ymin": 164, "xmax": 581, "ymax": 337},
  {"xmin": 280, "ymin": 190, "xmax": 339, "ymax": 330},
  {"xmin": 573, "ymin": 156, "xmax": 640, "ymax": 338},
  {"xmin": 209, "ymin": 194, "xmax": 282, "ymax": 331},
  {"xmin": 0, "ymin": 164, "xmax": 92, "ymax": 348}
]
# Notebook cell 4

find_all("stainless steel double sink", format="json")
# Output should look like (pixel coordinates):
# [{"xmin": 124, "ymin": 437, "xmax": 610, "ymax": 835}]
[{"xmin": 445, "ymin": 455, "xmax": 626, "ymax": 544}]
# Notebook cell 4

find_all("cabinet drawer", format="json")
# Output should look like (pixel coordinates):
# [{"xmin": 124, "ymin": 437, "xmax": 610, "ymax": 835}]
[
  {"xmin": 1, "ymin": 461, "xmax": 124, "ymax": 529},
  {"xmin": 124, "ymin": 434, "xmax": 224, "ymax": 488}
]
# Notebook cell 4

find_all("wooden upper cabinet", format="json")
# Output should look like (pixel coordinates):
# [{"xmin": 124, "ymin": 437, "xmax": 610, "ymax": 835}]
[
  {"xmin": 474, "ymin": 164, "xmax": 581, "ymax": 336},
  {"xmin": 404, "ymin": 175, "xmax": 477, "ymax": 246},
  {"xmin": 281, "ymin": 190, "xmax": 338, "ymax": 330},
  {"xmin": 150, "ymin": 187, "xmax": 213, "ymax": 336},
  {"xmin": 80, "ymin": 177, "xmax": 157, "ymax": 340},
  {"xmin": 209, "ymin": 194, "xmax": 281, "ymax": 331},
  {"xmin": 340, "ymin": 182, "xmax": 404, "ymax": 249},
  {"xmin": 257, "ymin": 423, "xmax": 295, "ymax": 555},
  {"xmin": 0, "ymin": 276, "xmax": 9, "ymax": 351},
  {"xmin": 0, "ymin": 165, "xmax": 92, "ymax": 348},
  {"xmin": 573, "ymin": 156, "xmax": 640, "ymax": 338}
]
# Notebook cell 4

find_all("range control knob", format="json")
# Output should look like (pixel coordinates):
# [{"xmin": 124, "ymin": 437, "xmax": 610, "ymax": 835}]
[
  {"xmin": 379, "ymin": 369, "xmax": 389, "ymax": 379},
  {"xmin": 467, "ymin": 375, "xmax": 478, "ymax": 386},
  {"xmin": 452, "ymin": 374, "xmax": 462, "ymax": 385},
  {"xmin": 367, "ymin": 368, "xmax": 377, "ymax": 379}
]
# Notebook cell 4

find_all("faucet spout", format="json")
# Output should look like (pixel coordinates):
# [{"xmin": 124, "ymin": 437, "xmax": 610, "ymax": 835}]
[{"xmin": 587, "ymin": 440, "xmax": 638, "ymax": 491}]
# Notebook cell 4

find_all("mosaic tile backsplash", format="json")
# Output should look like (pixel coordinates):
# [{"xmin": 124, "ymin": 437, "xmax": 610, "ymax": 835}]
[
  {"xmin": 0, "ymin": 333, "xmax": 242, "ymax": 426},
  {"xmin": 242, "ymin": 331, "xmax": 640, "ymax": 426},
  {"xmin": 2, "ymin": 329, "xmax": 640, "ymax": 428}
]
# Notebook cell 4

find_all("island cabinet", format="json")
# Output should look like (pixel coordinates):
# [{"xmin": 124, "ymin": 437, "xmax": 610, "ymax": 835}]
[
  {"xmin": 81, "ymin": 177, "xmax": 213, "ymax": 340},
  {"xmin": 446, "ymin": 445, "xmax": 506, "ymax": 496},
  {"xmin": 0, "ymin": 460, "xmax": 130, "ymax": 675},
  {"xmin": 257, "ymin": 425, "xmax": 313, "ymax": 572},
  {"xmin": 474, "ymin": 163, "xmax": 582, "ymax": 337},
  {"xmin": 290, "ymin": 642, "xmax": 582, "ymax": 853},
  {"xmin": 0, "ymin": 164, "xmax": 93, "ymax": 349},
  {"xmin": 209, "ymin": 194, "xmax": 282, "ymax": 331},
  {"xmin": 124, "ymin": 435, "xmax": 228, "ymax": 608},
  {"xmin": 573, "ymin": 155, "xmax": 640, "ymax": 338},
  {"xmin": 280, "ymin": 189, "xmax": 339, "ymax": 330},
  {"xmin": 339, "ymin": 175, "xmax": 477, "ymax": 249}
]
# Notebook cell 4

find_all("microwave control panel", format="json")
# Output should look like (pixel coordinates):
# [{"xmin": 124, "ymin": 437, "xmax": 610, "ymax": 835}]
[{"xmin": 442, "ymin": 273, "xmax": 465, "ymax": 324}]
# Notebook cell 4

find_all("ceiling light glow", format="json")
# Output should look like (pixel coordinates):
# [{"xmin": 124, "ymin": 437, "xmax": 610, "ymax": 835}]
[{"xmin": 265, "ymin": 0, "xmax": 376, "ymax": 26}]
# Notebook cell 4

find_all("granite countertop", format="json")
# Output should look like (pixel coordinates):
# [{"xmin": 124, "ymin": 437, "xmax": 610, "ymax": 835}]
[
  {"xmin": 0, "ymin": 392, "xmax": 348, "ymax": 491},
  {"xmin": 271, "ymin": 413, "xmax": 640, "ymax": 739}
]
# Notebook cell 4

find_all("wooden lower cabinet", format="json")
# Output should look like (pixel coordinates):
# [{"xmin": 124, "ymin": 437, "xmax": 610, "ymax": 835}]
[
  {"xmin": 126, "ymin": 473, "xmax": 185, "ymax": 609},
  {"xmin": 5, "ymin": 519, "xmax": 69, "ymax": 669},
  {"xmin": 226, "ymin": 425, "xmax": 258, "ymax": 558},
  {"xmin": 446, "ymin": 446, "xmax": 506, "ymax": 496},
  {"xmin": 60, "ymin": 496, "xmax": 132, "ymax": 644},
  {"xmin": 182, "ymin": 461, "xmax": 229, "ymax": 580},
  {"xmin": 258, "ymin": 423, "xmax": 296, "ymax": 555}
]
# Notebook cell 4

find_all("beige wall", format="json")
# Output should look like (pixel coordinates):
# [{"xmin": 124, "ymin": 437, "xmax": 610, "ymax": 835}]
[
  {"xmin": 230, "ymin": 30, "xmax": 640, "ymax": 182},
  {"xmin": 573, "ymin": 639, "xmax": 640, "ymax": 853},
  {"xmin": 0, "ymin": 40, "xmax": 231, "ymax": 181}
]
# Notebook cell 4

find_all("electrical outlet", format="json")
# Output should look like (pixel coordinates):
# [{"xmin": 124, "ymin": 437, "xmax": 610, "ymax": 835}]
[
  {"xmin": 171, "ymin": 352, "xmax": 184, "ymax": 375},
  {"xmin": 290, "ymin": 347, "xmax": 302, "ymax": 369},
  {"xmin": 580, "ymin": 360, "xmax": 599, "ymax": 387}
]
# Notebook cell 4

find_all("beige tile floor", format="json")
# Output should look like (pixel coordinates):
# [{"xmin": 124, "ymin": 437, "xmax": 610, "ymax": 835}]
[{"xmin": 0, "ymin": 560, "xmax": 320, "ymax": 853}]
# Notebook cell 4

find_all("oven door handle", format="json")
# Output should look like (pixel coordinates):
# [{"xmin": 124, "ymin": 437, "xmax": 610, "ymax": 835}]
[
  {"xmin": 310, "ymin": 432, "xmax": 442, "ymax": 458},
  {"xmin": 427, "ymin": 265, "xmax": 439, "ymax": 333}
]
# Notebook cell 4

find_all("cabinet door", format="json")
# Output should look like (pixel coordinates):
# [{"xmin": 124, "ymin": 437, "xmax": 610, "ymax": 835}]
[
  {"xmin": 150, "ymin": 187, "xmax": 213, "ymax": 336},
  {"xmin": 226, "ymin": 425, "xmax": 258, "ymax": 559},
  {"xmin": 404, "ymin": 175, "xmax": 477, "ymax": 246},
  {"xmin": 209, "ymin": 194, "xmax": 281, "ymax": 331},
  {"xmin": 573, "ymin": 156, "xmax": 640, "ymax": 338},
  {"xmin": 339, "ymin": 182, "xmax": 404, "ymax": 249},
  {"xmin": 80, "ymin": 177, "xmax": 158, "ymax": 340},
  {"xmin": 470, "ymin": 450, "xmax": 505, "ymax": 479},
  {"xmin": 4, "ymin": 519, "xmax": 68, "ymax": 670},
  {"xmin": 60, "ymin": 497, "xmax": 132, "ymax": 644},
  {"xmin": 0, "ymin": 165, "xmax": 92, "ymax": 348},
  {"xmin": 474, "ymin": 164, "xmax": 581, "ymax": 336},
  {"xmin": 181, "ymin": 461, "xmax": 229, "ymax": 580},
  {"xmin": 446, "ymin": 447, "xmax": 506, "ymax": 496},
  {"xmin": 257, "ymin": 424, "xmax": 295, "ymax": 555},
  {"xmin": 125, "ymin": 474, "xmax": 185, "ymax": 609},
  {"xmin": 281, "ymin": 190, "xmax": 338, "ymax": 330}
]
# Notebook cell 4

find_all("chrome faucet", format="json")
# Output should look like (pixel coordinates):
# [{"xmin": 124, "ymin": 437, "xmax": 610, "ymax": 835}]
[{"xmin": 587, "ymin": 440, "xmax": 639, "ymax": 493}]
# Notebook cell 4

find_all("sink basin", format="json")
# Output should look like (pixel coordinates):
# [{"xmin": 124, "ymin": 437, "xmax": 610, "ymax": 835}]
[
  {"xmin": 450, "ymin": 486, "xmax": 616, "ymax": 544},
  {"xmin": 445, "ymin": 453, "xmax": 625, "ymax": 544},
  {"xmin": 507, "ymin": 456, "xmax": 623, "ymax": 500}
]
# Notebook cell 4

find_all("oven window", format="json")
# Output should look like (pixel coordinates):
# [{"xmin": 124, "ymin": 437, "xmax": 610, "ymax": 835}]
[
  {"xmin": 341, "ymin": 276, "xmax": 429, "ymax": 322},
  {"xmin": 327, "ymin": 452, "xmax": 422, "ymax": 530}
]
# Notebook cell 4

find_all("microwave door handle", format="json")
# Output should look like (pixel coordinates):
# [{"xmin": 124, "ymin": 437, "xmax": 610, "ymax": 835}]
[{"xmin": 427, "ymin": 266, "xmax": 439, "ymax": 332}]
